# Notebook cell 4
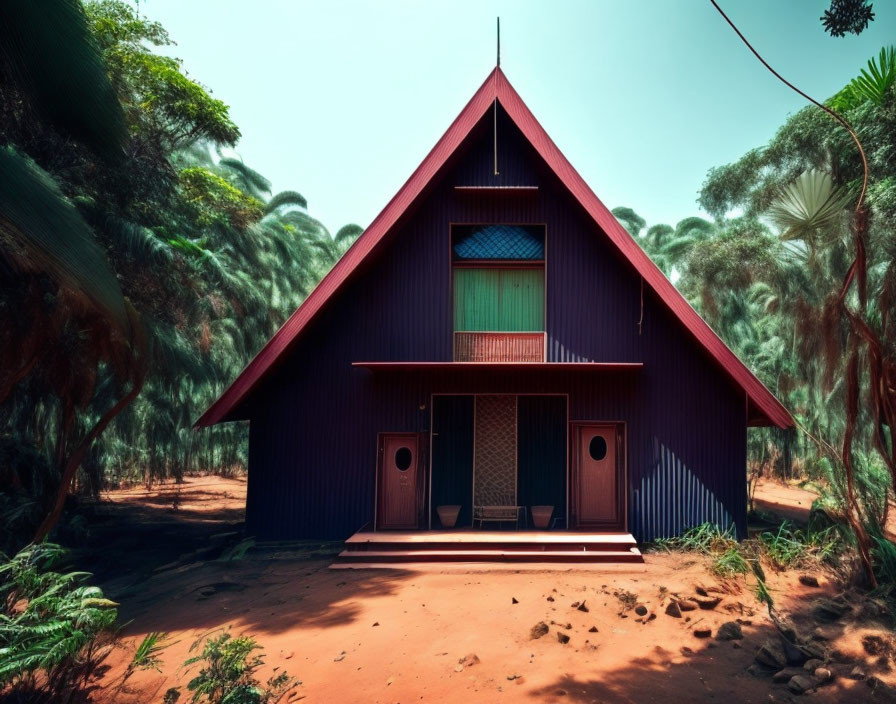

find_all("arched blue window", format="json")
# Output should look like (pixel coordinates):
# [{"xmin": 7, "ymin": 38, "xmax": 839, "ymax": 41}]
[{"xmin": 452, "ymin": 224, "xmax": 544, "ymax": 260}]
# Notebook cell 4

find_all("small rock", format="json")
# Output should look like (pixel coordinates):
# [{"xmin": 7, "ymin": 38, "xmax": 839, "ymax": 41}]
[
  {"xmin": 333, "ymin": 651, "xmax": 346, "ymax": 662},
  {"xmin": 557, "ymin": 632, "xmax": 570, "ymax": 644},
  {"xmin": 811, "ymin": 596, "xmax": 849, "ymax": 622},
  {"xmin": 634, "ymin": 605, "xmax": 648, "ymax": 616},
  {"xmin": 848, "ymin": 666, "xmax": 865, "ymax": 680},
  {"xmin": 571, "ymin": 601, "xmax": 580, "ymax": 608},
  {"xmin": 678, "ymin": 599, "xmax": 699, "ymax": 612},
  {"xmin": 862, "ymin": 634, "xmax": 888, "ymax": 656},
  {"xmin": 747, "ymin": 664, "xmax": 776, "ymax": 678},
  {"xmin": 801, "ymin": 642, "xmax": 826, "ymax": 661},
  {"xmin": 695, "ymin": 595, "xmax": 722, "ymax": 610},
  {"xmin": 577, "ymin": 601, "xmax": 589, "ymax": 613},
  {"xmin": 716, "ymin": 622, "xmax": 743, "ymax": 641},
  {"xmin": 814, "ymin": 667, "xmax": 833, "ymax": 682},
  {"xmin": 371, "ymin": 622, "xmax": 379, "ymax": 627},
  {"xmin": 680, "ymin": 646, "xmax": 694, "ymax": 657},
  {"xmin": 458, "ymin": 653, "xmax": 480, "ymax": 667},
  {"xmin": 647, "ymin": 613, "xmax": 656, "ymax": 622},
  {"xmin": 546, "ymin": 595, "xmax": 554, "ymax": 602},
  {"xmin": 512, "ymin": 597, "xmax": 518, "ymax": 604},
  {"xmin": 665, "ymin": 601, "xmax": 682, "ymax": 618},
  {"xmin": 588, "ymin": 626, "xmax": 598, "ymax": 633},
  {"xmin": 755, "ymin": 639, "xmax": 789, "ymax": 670},
  {"xmin": 788, "ymin": 675, "xmax": 818, "ymax": 694},
  {"xmin": 530, "ymin": 622, "xmax": 549, "ymax": 640},
  {"xmin": 506, "ymin": 673, "xmax": 521, "ymax": 681},
  {"xmin": 694, "ymin": 628, "xmax": 712, "ymax": 639},
  {"xmin": 772, "ymin": 667, "xmax": 805, "ymax": 684},
  {"xmin": 798, "ymin": 574, "xmax": 820, "ymax": 588},
  {"xmin": 803, "ymin": 658, "xmax": 822, "ymax": 672}
]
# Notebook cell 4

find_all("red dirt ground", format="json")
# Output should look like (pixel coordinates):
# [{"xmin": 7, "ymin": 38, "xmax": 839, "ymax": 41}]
[{"xmin": 78, "ymin": 476, "xmax": 896, "ymax": 703}]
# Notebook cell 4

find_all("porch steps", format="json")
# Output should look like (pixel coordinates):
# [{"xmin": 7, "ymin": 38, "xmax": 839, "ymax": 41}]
[{"xmin": 332, "ymin": 530, "xmax": 643, "ymax": 568}]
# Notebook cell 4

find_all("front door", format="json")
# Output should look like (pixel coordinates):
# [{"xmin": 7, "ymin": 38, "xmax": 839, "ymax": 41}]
[
  {"xmin": 377, "ymin": 433, "xmax": 421, "ymax": 529},
  {"xmin": 573, "ymin": 423, "xmax": 624, "ymax": 529}
]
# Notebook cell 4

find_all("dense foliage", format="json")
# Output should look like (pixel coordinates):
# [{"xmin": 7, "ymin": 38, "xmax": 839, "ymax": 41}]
[
  {"xmin": 616, "ymin": 43, "xmax": 896, "ymax": 583},
  {"xmin": 0, "ymin": 543, "xmax": 118, "ymax": 702},
  {"xmin": 0, "ymin": 1, "xmax": 360, "ymax": 548}
]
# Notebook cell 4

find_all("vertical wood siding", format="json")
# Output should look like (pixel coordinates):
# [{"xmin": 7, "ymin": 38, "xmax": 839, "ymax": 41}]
[{"xmin": 243, "ymin": 106, "xmax": 747, "ymax": 542}]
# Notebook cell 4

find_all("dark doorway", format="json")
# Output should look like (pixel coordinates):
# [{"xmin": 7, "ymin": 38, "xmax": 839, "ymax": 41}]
[
  {"xmin": 517, "ymin": 396, "xmax": 567, "ymax": 527},
  {"xmin": 431, "ymin": 396, "xmax": 474, "ymax": 527}
]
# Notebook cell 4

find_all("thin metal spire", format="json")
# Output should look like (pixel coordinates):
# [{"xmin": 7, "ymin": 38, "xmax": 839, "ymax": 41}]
[{"xmin": 497, "ymin": 17, "xmax": 501, "ymax": 67}]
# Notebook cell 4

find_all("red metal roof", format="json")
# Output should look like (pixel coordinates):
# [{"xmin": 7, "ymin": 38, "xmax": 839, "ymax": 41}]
[{"xmin": 196, "ymin": 67, "xmax": 793, "ymax": 429}]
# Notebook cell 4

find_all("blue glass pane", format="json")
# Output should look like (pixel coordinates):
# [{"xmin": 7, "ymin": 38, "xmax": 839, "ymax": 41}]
[{"xmin": 453, "ymin": 224, "xmax": 544, "ymax": 260}]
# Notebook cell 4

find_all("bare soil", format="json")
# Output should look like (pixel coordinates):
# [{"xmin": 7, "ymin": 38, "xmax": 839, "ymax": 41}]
[{"xmin": 75, "ymin": 476, "xmax": 896, "ymax": 703}]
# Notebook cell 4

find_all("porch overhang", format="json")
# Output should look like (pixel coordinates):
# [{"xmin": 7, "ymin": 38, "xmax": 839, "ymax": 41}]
[{"xmin": 352, "ymin": 361, "xmax": 644, "ymax": 372}]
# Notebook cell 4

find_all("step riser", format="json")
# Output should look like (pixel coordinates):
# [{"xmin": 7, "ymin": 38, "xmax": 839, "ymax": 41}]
[
  {"xmin": 336, "ymin": 554, "xmax": 643, "ymax": 564},
  {"xmin": 343, "ymin": 543, "xmax": 636, "ymax": 553}
]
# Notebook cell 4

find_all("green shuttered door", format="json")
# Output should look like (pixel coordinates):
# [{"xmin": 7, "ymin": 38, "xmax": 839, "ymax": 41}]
[{"xmin": 453, "ymin": 268, "xmax": 544, "ymax": 332}]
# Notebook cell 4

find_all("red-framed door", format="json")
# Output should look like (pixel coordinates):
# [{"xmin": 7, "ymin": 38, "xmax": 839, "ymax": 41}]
[
  {"xmin": 376, "ymin": 433, "xmax": 425, "ymax": 530},
  {"xmin": 570, "ymin": 422, "xmax": 625, "ymax": 530}
]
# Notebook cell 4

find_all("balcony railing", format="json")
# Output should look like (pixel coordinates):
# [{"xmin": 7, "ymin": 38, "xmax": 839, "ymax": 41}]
[{"xmin": 453, "ymin": 331, "xmax": 546, "ymax": 362}]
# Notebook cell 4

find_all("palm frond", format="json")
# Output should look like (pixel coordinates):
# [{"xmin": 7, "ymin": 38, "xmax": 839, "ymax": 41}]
[{"xmin": 767, "ymin": 169, "xmax": 854, "ymax": 241}]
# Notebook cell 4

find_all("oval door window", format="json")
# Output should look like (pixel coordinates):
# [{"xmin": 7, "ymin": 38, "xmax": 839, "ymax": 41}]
[
  {"xmin": 395, "ymin": 446, "xmax": 413, "ymax": 471},
  {"xmin": 588, "ymin": 435, "xmax": 608, "ymax": 461}
]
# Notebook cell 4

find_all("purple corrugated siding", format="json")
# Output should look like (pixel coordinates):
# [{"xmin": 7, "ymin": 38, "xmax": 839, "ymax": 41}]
[{"xmin": 242, "ymin": 106, "xmax": 746, "ymax": 542}]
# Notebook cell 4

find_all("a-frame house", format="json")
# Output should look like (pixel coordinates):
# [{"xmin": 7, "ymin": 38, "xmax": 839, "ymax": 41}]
[{"xmin": 198, "ymin": 67, "xmax": 791, "ymax": 565}]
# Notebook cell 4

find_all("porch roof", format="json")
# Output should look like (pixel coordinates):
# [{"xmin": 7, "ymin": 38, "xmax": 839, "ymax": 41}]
[{"xmin": 351, "ymin": 361, "xmax": 643, "ymax": 372}]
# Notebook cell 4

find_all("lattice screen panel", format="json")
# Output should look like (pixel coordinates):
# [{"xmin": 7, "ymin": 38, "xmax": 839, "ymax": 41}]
[{"xmin": 473, "ymin": 395, "xmax": 518, "ymax": 506}]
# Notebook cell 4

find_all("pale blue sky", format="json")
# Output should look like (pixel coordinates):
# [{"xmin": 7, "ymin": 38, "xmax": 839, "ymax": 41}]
[{"xmin": 135, "ymin": 0, "xmax": 893, "ymax": 234}]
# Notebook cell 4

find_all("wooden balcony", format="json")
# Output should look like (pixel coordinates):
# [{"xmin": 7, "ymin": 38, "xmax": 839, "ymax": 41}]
[{"xmin": 453, "ymin": 331, "xmax": 545, "ymax": 362}]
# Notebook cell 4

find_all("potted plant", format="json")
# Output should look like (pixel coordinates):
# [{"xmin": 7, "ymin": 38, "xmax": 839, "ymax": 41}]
[
  {"xmin": 531, "ymin": 505, "xmax": 554, "ymax": 529},
  {"xmin": 436, "ymin": 505, "xmax": 461, "ymax": 529}
]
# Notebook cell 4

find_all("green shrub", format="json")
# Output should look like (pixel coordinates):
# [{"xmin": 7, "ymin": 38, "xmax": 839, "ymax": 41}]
[
  {"xmin": 0, "ymin": 543, "xmax": 118, "ymax": 701},
  {"xmin": 167, "ymin": 631, "xmax": 298, "ymax": 704}
]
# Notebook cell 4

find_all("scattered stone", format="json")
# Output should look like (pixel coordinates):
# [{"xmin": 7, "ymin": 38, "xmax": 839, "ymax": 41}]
[
  {"xmin": 647, "ymin": 613, "xmax": 656, "ymax": 622},
  {"xmin": 848, "ymin": 666, "xmax": 865, "ymax": 680},
  {"xmin": 680, "ymin": 646, "xmax": 694, "ymax": 657},
  {"xmin": 803, "ymin": 658, "xmax": 823, "ymax": 672},
  {"xmin": 694, "ymin": 628, "xmax": 712, "ymax": 639},
  {"xmin": 634, "ymin": 604, "xmax": 648, "ymax": 616},
  {"xmin": 862, "ymin": 634, "xmax": 888, "ymax": 656},
  {"xmin": 801, "ymin": 642, "xmax": 826, "ymax": 661},
  {"xmin": 814, "ymin": 667, "xmax": 833, "ymax": 682},
  {"xmin": 665, "ymin": 601, "xmax": 682, "ymax": 618},
  {"xmin": 530, "ymin": 622, "xmax": 549, "ymax": 640},
  {"xmin": 678, "ymin": 599, "xmax": 699, "ymax": 612},
  {"xmin": 798, "ymin": 574, "xmax": 820, "ymax": 588},
  {"xmin": 811, "ymin": 596, "xmax": 849, "ymax": 622},
  {"xmin": 588, "ymin": 626, "xmax": 598, "ymax": 633},
  {"xmin": 747, "ymin": 663, "xmax": 776, "ymax": 678},
  {"xmin": 571, "ymin": 601, "xmax": 580, "ymax": 608},
  {"xmin": 333, "ymin": 651, "xmax": 346, "ymax": 662},
  {"xmin": 755, "ymin": 640, "xmax": 789, "ymax": 670},
  {"xmin": 695, "ymin": 595, "xmax": 722, "ymax": 610},
  {"xmin": 511, "ymin": 597, "xmax": 518, "ymax": 604},
  {"xmin": 506, "ymin": 674, "xmax": 521, "ymax": 681},
  {"xmin": 788, "ymin": 675, "xmax": 818, "ymax": 694},
  {"xmin": 458, "ymin": 653, "xmax": 480, "ymax": 668},
  {"xmin": 557, "ymin": 632, "xmax": 570, "ymax": 645},
  {"xmin": 577, "ymin": 601, "xmax": 589, "ymax": 613},
  {"xmin": 772, "ymin": 668, "xmax": 805, "ymax": 684},
  {"xmin": 716, "ymin": 622, "xmax": 743, "ymax": 641},
  {"xmin": 546, "ymin": 596, "xmax": 554, "ymax": 602},
  {"xmin": 371, "ymin": 622, "xmax": 379, "ymax": 627}
]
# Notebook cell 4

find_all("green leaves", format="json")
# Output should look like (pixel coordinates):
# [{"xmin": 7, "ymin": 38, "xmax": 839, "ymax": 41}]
[
  {"xmin": 766, "ymin": 169, "xmax": 854, "ymax": 242},
  {"xmin": 0, "ymin": 147, "xmax": 128, "ymax": 331},
  {"xmin": 0, "ymin": 0, "xmax": 127, "ymax": 160},
  {"xmin": 849, "ymin": 46, "xmax": 896, "ymax": 106}
]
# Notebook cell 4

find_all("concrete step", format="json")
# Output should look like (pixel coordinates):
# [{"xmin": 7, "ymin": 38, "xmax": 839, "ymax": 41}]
[{"xmin": 335, "ymin": 548, "xmax": 643, "ymax": 564}]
